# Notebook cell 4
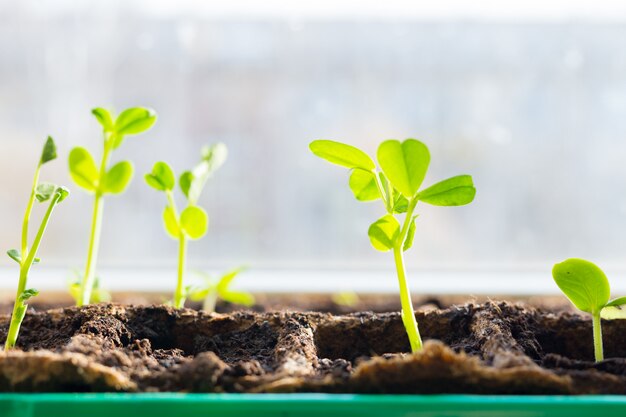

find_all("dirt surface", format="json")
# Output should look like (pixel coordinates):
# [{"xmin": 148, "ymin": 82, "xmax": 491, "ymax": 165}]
[{"xmin": 0, "ymin": 301, "xmax": 625, "ymax": 394}]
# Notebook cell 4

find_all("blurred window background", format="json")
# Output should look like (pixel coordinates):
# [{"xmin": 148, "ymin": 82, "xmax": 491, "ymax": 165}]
[{"xmin": 1, "ymin": 0, "xmax": 626, "ymax": 293}]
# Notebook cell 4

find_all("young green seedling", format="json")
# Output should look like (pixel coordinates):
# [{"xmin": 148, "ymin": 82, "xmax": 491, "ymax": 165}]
[
  {"xmin": 5, "ymin": 137, "xmax": 69, "ymax": 350},
  {"xmin": 145, "ymin": 144, "xmax": 227, "ymax": 308},
  {"xmin": 188, "ymin": 267, "xmax": 255, "ymax": 312},
  {"xmin": 552, "ymin": 258, "xmax": 626, "ymax": 362},
  {"xmin": 69, "ymin": 107, "xmax": 157, "ymax": 306},
  {"xmin": 310, "ymin": 139, "xmax": 476, "ymax": 352}
]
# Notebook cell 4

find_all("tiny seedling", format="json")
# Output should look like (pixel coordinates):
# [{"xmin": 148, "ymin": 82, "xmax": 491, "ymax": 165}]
[
  {"xmin": 69, "ymin": 107, "xmax": 156, "ymax": 306},
  {"xmin": 5, "ymin": 137, "xmax": 69, "ymax": 350},
  {"xmin": 332, "ymin": 291, "xmax": 360, "ymax": 308},
  {"xmin": 552, "ymin": 258, "xmax": 626, "ymax": 362},
  {"xmin": 145, "ymin": 144, "xmax": 227, "ymax": 308},
  {"xmin": 188, "ymin": 267, "xmax": 255, "ymax": 312},
  {"xmin": 310, "ymin": 139, "xmax": 475, "ymax": 352}
]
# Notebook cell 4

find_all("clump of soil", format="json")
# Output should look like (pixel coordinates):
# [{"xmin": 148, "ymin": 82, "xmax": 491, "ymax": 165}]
[{"xmin": 0, "ymin": 301, "xmax": 624, "ymax": 394}]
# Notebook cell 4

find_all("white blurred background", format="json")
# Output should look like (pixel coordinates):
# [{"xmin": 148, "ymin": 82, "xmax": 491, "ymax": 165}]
[{"xmin": 1, "ymin": 0, "xmax": 626, "ymax": 294}]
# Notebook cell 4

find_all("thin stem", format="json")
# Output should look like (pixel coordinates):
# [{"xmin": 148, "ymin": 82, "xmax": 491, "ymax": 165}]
[
  {"xmin": 174, "ymin": 234, "xmax": 187, "ymax": 308},
  {"xmin": 5, "ymin": 193, "xmax": 61, "ymax": 350},
  {"xmin": 78, "ymin": 137, "xmax": 112, "ymax": 306},
  {"xmin": 392, "ymin": 197, "xmax": 423, "ymax": 353},
  {"xmin": 372, "ymin": 171, "xmax": 392, "ymax": 213},
  {"xmin": 202, "ymin": 290, "xmax": 218, "ymax": 313},
  {"xmin": 592, "ymin": 311, "xmax": 604, "ymax": 362},
  {"xmin": 21, "ymin": 165, "xmax": 41, "ymax": 257}
]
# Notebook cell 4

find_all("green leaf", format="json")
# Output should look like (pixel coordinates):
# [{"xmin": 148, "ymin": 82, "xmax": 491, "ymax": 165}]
[
  {"xmin": 189, "ymin": 286, "xmax": 213, "ymax": 302},
  {"xmin": 101, "ymin": 161, "xmax": 133, "ymax": 194},
  {"xmin": 68, "ymin": 147, "xmax": 99, "ymax": 192},
  {"xmin": 114, "ymin": 107, "xmax": 157, "ymax": 136},
  {"xmin": 18, "ymin": 288, "xmax": 39, "ymax": 303},
  {"xmin": 310, "ymin": 140, "xmax": 376, "ymax": 171},
  {"xmin": 40, "ymin": 136, "xmax": 57, "ymax": 165},
  {"xmin": 179, "ymin": 171, "xmax": 193, "ymax": 199},
  {"xmin": 145, "ymin": 161, "xmax": 175, "ymax": 192},
  {"xmin": 377, "ymin": 139, "xmax": 430, "ymax": 198},
  {"xmin": 348, "ymin": 170, "xmax": 380, "ymax": 201},
  {"xmin": 35, "ymin": 183, "xmax": 56, "ymax": 202},
  {"xmin": 216, "ymin": 267, "xmax": 246, "ymax": 294},
  {"xmin": 7, "ymin": 249, "xmax": 21, "ymax": 264},
  {"xmin": 222, "ymin": 291, "xmax": 255, "ymax": 307},
  {"xmin": 201, "ymin": 143, "xmax": 228, "ymax": 174},
  {"xmin": 601, "ymin": 304, "xmax": 626, "ymax": 320},
  {"xmin": 163, "ymin": 205, "xmax": 180, "ymax": 239},
  {"xmin": 552, "ymin": 258, "xmax": 610, "ymax": 314},
  {"xmin": 180, "ymin": 206, "xmax": 209, "ymax": 240},
  {"xmin": 392, "ymin": 194, "xmax": 409, "ymax": 214},
  {"xmin": 606, "ymin": 296, "xmax": 626, "ymax": 307},
  {"xmin": 368, "ymin": 214, "xmax": 400, "ymax": 252},
  {"xmin": 92, "ymin": 108, "xmax": 114, "ymax": 132},
  {"xmin": 418, "ymin": 175, "xmax": 476, "ymax": 206},
  {"xmin": 54, "ymin": 186, "xmax": 70, "ymax": 202},
  {"xmin": 403, "ymin": 216, "xmax": 417, "ymax": 251}
]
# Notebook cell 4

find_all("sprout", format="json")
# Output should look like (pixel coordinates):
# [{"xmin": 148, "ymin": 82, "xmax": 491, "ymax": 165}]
[
  {"xmin": 4, "ymin": 137, "xmax": 69, "ymax": 350},
  {"xmin": 69, "ymin": 107, "xmax": 157, "ymax": 306},
  {"xmin": 552, "ymin": 258, "xmax": 626, "ymax": 362},
  {"xmin": 310, "ymin": 139, "xmax": 475, "ymax": 352},
  {"xmin": 188, "ymin": 267, "xmax": 255, "ymax": 313},
  {"xmin": 145, "ymin": 144, "xmax": 226, "ymax": 308}
]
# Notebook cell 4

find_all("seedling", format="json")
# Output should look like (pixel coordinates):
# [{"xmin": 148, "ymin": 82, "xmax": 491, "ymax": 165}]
[
  {"xmin": 188, "ymin": 267, "xmax": 255, "ymax": 312},
  {"xmin": 69, "ymin": 107, "xmax": 156, "ymax": 306},
  {"xmin": 552, "ymin": 258, "xmax": 626, "ymax": 362},
  {"xmin": 145, "ymin": 144, "xmax": 227, "ymax": 308},
  {"xmin": 332, "ymin": 291, "xmax": 360, "ymax": 308},
  {"xmin": 310, "ymin": 139, "xmax": 475, "ymax": 352},
  {"xmin": 5, "ymin": 137, "xmax": 69, "ymax": 350}
]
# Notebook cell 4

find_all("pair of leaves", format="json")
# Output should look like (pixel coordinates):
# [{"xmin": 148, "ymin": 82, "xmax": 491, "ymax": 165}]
[
  {"xmin": 310, "ymin": 139, "xmax": 476, "ymax": 207},
  {"xmin": 92, "ymin": 107, "xmax": 157, "ymax": 149},
  {"xmin": 188, "ymin": 267, "xmax": 255, "ymax": 307},
  {"xmin": 163, "ymin": 205, "xmax": 209, "ymax": 240},
  {"xmin": 552, "ymin": 259, "xmax": 626, "ymax": 318},
  {"xmin": 367, "ymin": 214, "xmax": 417, "ymax": 252},
  {"xmin": 69, "ymin": 147, "xmax": 133, "ymax": 194}
]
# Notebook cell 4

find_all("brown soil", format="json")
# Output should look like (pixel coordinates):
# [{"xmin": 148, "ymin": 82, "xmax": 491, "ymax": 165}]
[{"xmin": 0, "ymin": 301, "xmax": 624, "ymax": 394}]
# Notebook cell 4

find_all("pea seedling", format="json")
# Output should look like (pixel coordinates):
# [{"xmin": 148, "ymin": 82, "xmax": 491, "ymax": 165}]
[
  {"xmin": 5, "ymin": 137, "xmax": 69, "ymax": 350},
  {"xmin": 552, "ymin": 258, "xmax": 626, "ymax": 362},
  {"xmin": 310, "ymin": 139, "xmax": 475, "ymax": 352},
  {"xmin": 188, "ymin": 267, "xmax": 255, "ymax": 312},
  {"xmin": 69, "ymin": 107, "xmax": 157, "ymax": 306},
  {"xmin": 145, "ymin": 144, "xmax": 227, "ymax": 308}
]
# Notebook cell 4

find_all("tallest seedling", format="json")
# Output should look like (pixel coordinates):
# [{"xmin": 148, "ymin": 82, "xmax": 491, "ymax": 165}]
[
  {"xmin": 310, "ymin": 139, "xmax": 476, "ymax": 352},
  {"xmin": 69, "ymin": 107, "xmax": 157, "ymax": 306}
]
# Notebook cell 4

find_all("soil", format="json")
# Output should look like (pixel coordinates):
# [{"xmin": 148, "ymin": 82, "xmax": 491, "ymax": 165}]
[{"xmin": 0, "ymin": 300, "xmax": 624, "ymax": 394}]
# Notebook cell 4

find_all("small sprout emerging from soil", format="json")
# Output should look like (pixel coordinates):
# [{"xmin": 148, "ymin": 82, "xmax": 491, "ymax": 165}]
[
  {"xmin": 332, "ymin": 291, "xmax": 360, "ymax": 308},
  {"xmin": 310, "ymin": 139, "xmax": 475, "ymax": 352},
  {"xmin": 5, "ymin": 137, "xmax": 69, "ymax": 350},
  {"xmin": 68, "ymin": 270, "xmax": 111, "ymax": 304},
  {"xmin": 552, "ymin": 258, "xmax": 626, "ymax": 362},
  {"xmin": 145, "ymin": 144, "xmax": 227, "ymax": 308},
  {"xmin": 188, "ymin": 267, "xmax": 255, "ymax": 312},
  {"xmin": 69, "ymin": 107, "xmax": 156, "ymax": 306}
]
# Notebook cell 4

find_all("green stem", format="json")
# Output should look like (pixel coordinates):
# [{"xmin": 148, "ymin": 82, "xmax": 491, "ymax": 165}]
[
  {"xmin": 5, "ymin": 193, "xmax": 62, "ymax": 350},
  {"xmin": 202, "ymin": 289, "xmax": 218, "ymax": 313},
  {"xmin": 78, "ymin": 138, "xmax": 112, "ymax": 306},
  {"xmin": 174, "ymin": 233, "xmax": 187, "ymax": 308},
  {"xmin": 592, "ymin": 311, "xmax": 604, "ymax": 362},
  {"xmin": 21, "ymin": 165, "xmax": 41, "ymax": 257},
  {"xmin": 393, "ymin": 198, "xmax": 423, "ymax": 353},
  {"xmin": 372, "ymin": 171, "xmax": 392, "ymax": 212}
]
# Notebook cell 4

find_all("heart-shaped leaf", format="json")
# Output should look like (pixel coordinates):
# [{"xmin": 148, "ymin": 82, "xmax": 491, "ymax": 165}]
[
  {"xmin": 180, "ymin": 206, "xmax": 209, "ymax": 240},
  {"xmin": 145, "ymin": 161, "xmax": 175, "ymax": 192},
  {"xmin": 348, "ymin": 170, "xmax": 380, "ymax": 201},
  {"xmin": 101, "ymin": 161, "xmax": 133, "ymax": 194},
  {"xmin": 418, "ymin": 175, "xmax": 476, "ymax": 206},
  {"xmin": 69, "ymin": 147, "xmax": 99, "ymax": 192},
  {"xmin": 92, "ymin": 108, "xmax": 114, "ymax": 132},
  {"xmin": 40, "ymin": 136, "xmax": 57, "ymax": 165},
  {"xmin": 368, "ymin": 214, "xmax": 400, "ymax": 252},
  {"xmin": 179, "ymin": 171, "xmax": 193, "ymax": 199},
  {"xmin": 310, "ymin": 140, "xmax": 376, "ymax": 171},
  {"xmin": 552, "ymin": 258, "xmax": 610, "ymax": 314},
  {"xmin": 163, "ymin": 205, "xmax": 180, "ymax": 239},
  {"xmin": 377, "ymin": 139, "xmax": 430, "ymax": 198}
]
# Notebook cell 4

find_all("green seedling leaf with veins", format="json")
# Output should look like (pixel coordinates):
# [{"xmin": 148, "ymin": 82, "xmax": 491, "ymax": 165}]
[
  {"xmin": 145, "ymin": 144, "xmax": 226, "ymax": 308},
  {"xmin": 552, "ymin": 258, "xmax": 626, "ymax": 362},
  {"xmin": 5, "ymin": 137, "xmax": 69, "ymax": 350},
  {"xmin": 188, "ymin": 267, "xmax": 255, "ymax": 313},
  {"xmin": 310, "ymin": 139, "xmax": 476, "ymax": 352},
  {"xmin": 69, "ymin": 107, "xmax": 156, "ymax": 306}
]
